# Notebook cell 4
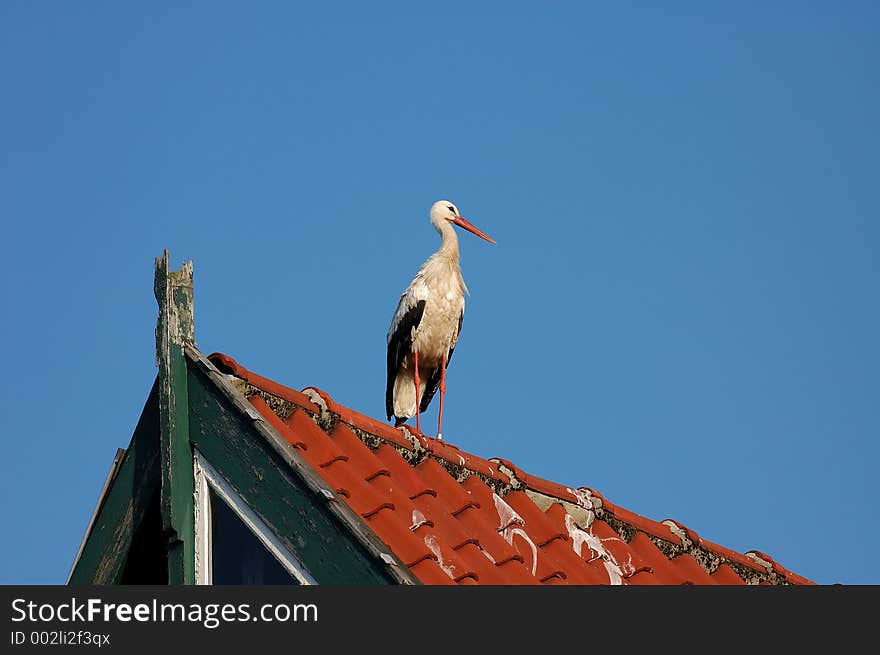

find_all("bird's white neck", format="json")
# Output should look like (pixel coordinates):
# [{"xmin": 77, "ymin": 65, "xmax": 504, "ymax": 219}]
[{"xmin": 436, "ymin": 221, "xmax": 460, "ymax": 261}]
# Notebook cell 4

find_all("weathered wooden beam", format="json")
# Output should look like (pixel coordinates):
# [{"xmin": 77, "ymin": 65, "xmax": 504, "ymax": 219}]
[{"xmin": 154, "ymin": 249, "xmax": 195, "ymax": 584}]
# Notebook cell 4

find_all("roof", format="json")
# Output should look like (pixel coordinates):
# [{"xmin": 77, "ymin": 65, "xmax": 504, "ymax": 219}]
[{"xmin": 208, "ymin": 351, "xmax": 814, "ymax": 586}]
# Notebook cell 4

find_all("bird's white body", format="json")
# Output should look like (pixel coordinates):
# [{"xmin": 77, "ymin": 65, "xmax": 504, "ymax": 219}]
[
  {"xmin": 388, "ymin": 250, "xmax": 466, "ymax": 419},
  {"xmin": 385, "ymin": 201, "xmax": 494, "ymax": 432}
]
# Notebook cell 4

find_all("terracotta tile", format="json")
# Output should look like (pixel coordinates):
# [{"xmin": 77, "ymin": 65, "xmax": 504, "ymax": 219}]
[
  {"xmin": 373, "ymin": 445, "xmax": 437, "ymax": 499},
  {"xmin": 285, "ymin": 411, "xmax": 348, "ymax": 468},
  {"xmin": 452, "ymin": 504, "xmax": 524, "ymax": 566},
  {"xmin": 539, "ymin": 538, "xmax": 609, "ymax": 585},
  {"xmin": 491, "ymin": 457, "xmax": 528, "ymax": 480},
  {"xmin": 409, "ymin": 558, "xmax": 455, "ymax": 585},
  {"xmin": 711, "ymin": 563, "xmax": 746, "ymax": 585},
  {"xmin": 460, "ymin": 474, "xmax": 497, "ymax": 509},
  {"xmin": 208, "ymin": 352, "xmax": 320, "ymax": 413},
  {"xmin": 489, "ymin": 520, "xmax": 583, "ymax": 584},
  {"xmin": 449, "ymin": 543, "xmax": 504, "ymax": 583},
  {"xmin": 417, "ymin": 531, "xmax": 478, "ymax": 583},
  {"xmin": 367, "ymin": 472, "xmax": 425, "ymax": 528},
  {"xmin": 609, "ymin": 506, "xmax": 682, "ymax": 546},
  {"xmin": 663, "ymin": 518, "xmax": 702, "ymax": 545},
  {"xmin": 414, "ymin": 457, "xmax": 479, "ymax": 515},
  {"xmin": 327, "ymin": 401, "xmax": 416, "ymax": 451},
  {"xmin": 300, "ymin": 385, "xmax": 333, "ymax": 408},
  {"xmin": 420, "ymin": 510, "xmax": 479, "ymax": 551},
  {"xmin": 520, "ymin": 473, "xmax": 590, "ymax": 507},
  {"xmin": 626, "ymin": 570, "xmax": 666, "ymax": 585},
  {"xmin": 584, "ymin": 515, "xmax": 652, "ymax": 578},
  {"xmin": 627, "ymin": 532, "xmax": 683, "ymax": 585},
  {"xmin": 320, "ymin": 460, "xmax": 395, "ymax": 518},
  {"xmin": 420, "ymin": 439, "xmax": 500, "ymax": 479},
  {"xmin": 328, "ymin": 423, "xmax": 389, "ymax": 481},
  {"xmin": 491, "ymin": 558, "xmax": 542, "ymax": 585},
  {"xmin": 364, "ymin": 509, "xmax": 434, "ymax": 568},
  {"xmin": 748, "ymin": 550, "xmax": 788, "ymax": 577},
  {"xmin": 700, "ymin": 538, "xmax": 765, "ymax": 574},
  {"xmin": 248, "ymin": 396, "xmax": 307, "ymax": 450},
  {"xmin": 503, "ymin": 491, "xmax": 567, "ymax": 546},
  {"xmin": 668, "ymin": 554, "xmax": 716, "ymax": 585},
  {"xmin": 782, "ymin": 570, "xmax": 817, "ymax": 585},
  {"xmin": 207, "ymin": 352, "xmax": 245, "ymax": 376}
]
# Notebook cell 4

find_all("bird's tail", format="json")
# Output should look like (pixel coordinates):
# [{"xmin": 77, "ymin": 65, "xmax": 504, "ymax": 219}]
[{"xmin": 391, "ymin": 362, "xmax": 422, "ymax": 423}]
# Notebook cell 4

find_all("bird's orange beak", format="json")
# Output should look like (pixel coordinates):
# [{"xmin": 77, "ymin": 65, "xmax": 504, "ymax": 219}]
[{"xmin": 452, "ymin": 216, "xmax": 496, "ymax": 244}]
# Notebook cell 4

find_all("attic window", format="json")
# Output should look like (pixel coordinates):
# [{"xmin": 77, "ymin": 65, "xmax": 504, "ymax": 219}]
[{"xmin": 193, "ymin": 451, "xmax": 316, "ymax": 585}]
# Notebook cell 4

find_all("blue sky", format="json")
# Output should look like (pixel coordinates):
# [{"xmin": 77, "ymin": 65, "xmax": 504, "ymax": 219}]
[{"xmin": 1, "ymin": 2, "xmax": 877, "ymax": 585}]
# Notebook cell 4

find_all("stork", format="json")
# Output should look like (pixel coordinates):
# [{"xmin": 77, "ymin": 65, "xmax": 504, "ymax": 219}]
[{"xmin": 386, "ymin": 200, "xmax": 495, "ymax": 439}]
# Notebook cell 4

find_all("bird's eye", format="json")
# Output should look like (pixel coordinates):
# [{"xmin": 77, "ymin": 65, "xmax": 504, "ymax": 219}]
[{"xmin": 447, "ymin": 205, "xmax": 456, "ymax": 214}]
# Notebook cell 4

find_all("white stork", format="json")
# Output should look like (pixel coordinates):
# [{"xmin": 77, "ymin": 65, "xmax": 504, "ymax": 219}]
[{"xmin": 386, "ymin": 200, "xmax": 495, "ymax": 439}]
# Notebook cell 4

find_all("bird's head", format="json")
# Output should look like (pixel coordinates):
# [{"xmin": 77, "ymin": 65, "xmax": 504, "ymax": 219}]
[{"xmin": 429, "ymin": 200, "xmax": 496, "ymax": 244}]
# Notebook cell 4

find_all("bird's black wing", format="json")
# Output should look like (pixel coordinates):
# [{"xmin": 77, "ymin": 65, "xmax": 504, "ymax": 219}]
[
  {"xmin": 419, "ymin": 311, "xmax": 463, "ymax": 414},
  {"xmin": 386, "ymin": 298, "xmax": 426, "ymax": 421}
]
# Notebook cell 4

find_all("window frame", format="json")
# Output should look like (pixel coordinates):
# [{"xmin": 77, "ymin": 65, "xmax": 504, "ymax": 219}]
[{"xmin": 193, "ymin": 450, "xmax": 317, "ymax": 585}]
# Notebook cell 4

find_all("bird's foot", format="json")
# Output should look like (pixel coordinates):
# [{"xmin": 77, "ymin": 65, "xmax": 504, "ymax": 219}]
[{"xmin": 437, "ymin": 432, "xmax": 443, "ymax": 441}]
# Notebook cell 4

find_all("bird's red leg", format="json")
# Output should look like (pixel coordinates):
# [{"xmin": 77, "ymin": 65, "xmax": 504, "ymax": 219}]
[
  {"xmin": 413, "ymin": 351, "xmax": 421, "ymax": 434},
  {"xmin": 437, "ymin": 354, "xmax": 447, "ymax": 440}
]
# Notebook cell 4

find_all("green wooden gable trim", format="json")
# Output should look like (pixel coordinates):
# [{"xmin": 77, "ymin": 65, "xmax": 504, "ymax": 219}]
[
  {"xmin": 68, "ymin": 381, "xmax": 162, "ymax": 584},
  {"xmin": 185, "ymin": 346, "xmax": 416, "ymax": 584}
]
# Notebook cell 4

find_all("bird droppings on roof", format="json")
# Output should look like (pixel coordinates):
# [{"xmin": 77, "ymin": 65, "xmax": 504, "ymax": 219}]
[{"xmin": 207, "ymin": 351, "xmax": 815, "ymax": 586}]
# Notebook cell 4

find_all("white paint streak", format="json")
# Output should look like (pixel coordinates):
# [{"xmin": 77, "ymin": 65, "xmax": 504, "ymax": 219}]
[
  {"xmin": 492, "ymin": 493, "xmax": 539, "ymax": 576},
  {"xmin": 492, "ymin": 493, "xmax": 524, "ymax": 531},
  {"xmin": 566, "ymin": 486, "xmax": 593, "ymax": 509},
  {"xmin": 564, "ymin": 514, "xmax": 625, "ymax": 585},
  {"xmin": 508, "ymin": 528, "xmax": 538, "ymax": 576},
  {"xmin": 410, "ymin": 509, "xmax": 428, "ymax": 531},
  {"xmin": 424, "ymin": 534, "xmax": 456, "ymax": 579}
]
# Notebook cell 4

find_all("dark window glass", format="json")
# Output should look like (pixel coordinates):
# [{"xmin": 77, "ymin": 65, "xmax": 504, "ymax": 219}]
[
  {"xmin": 120, "ymin": 489, "xmax": 168, "ymax": 584},
  {"xmin": 210, "ymin": 488, "xmax": 300, "ymax": 585}
]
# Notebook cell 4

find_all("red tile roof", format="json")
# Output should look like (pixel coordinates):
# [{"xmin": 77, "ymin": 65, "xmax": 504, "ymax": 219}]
[{"xmin": 208, "ymin": 352, "xmax": 814, "ymax": 586}]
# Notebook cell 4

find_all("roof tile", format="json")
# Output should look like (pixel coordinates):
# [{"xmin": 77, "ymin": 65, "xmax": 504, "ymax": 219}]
[
  {"xmin": 699, "ymin": 538, "xmax": 766, "ymax": 574},
  {"xmin": 585, "ymin": 516, "xmax": 653, "ymax": 578},
  {"xmin": 520, "ymin": 473, "xmax": 589, "ymax": 506},
  {"xmin": 319, "ymin": 460, "xmax": 395, "ymax": 518},
  {"xmin": 420, "ymin": 438, "xmax": 502, "ymax": 479},
  {"xmin": 408, "ymin": 558, "xmax": 455, "ymax": 585},
  {"xmin": 539, "ymin": 537, "xmax": 609, "ymax": 584},
  {"xmin": 323, "ymin": 396, "xmax": 416, "ymax": 451},
  {"xmin": 668, "ymin": 554, "xmax": 717, "ymax": 585},
  {"xmin": 364, "ymin": 509, "xmax": 434, "ymax": 568},
  {"xmin": 711, "ymin": 563, "xmax": 746, "ymax": 585},
  {"xmin": 451, "ymin": 503, "xmax": 524, "ymax": 567},
  {"xmin": 248, "ymin": 396, "xmax": 307, "ymax": 450},
  {"xmin": 609, "ymin": 505, "xmax": 682, "ymax": 546},
  {"xmin": 285, "ymin": 410, "xmax": 349, "ymax": 468},
  {"xmin": 327, "ymin": 423, "xmax": 390, "ymax": 481},
  {"xmin": 209, "ymin": 353, "xmax": 319, "ymax": 413},
  {"xmin": 414, "ymin": 457, "xmax": 479, "ymax": 515},
  {"xmin": 627, "ymin": 532, "xmax": 684, "ymax": 585},
  {"xmin": 502, "ymin": 492, "xmax": 568, "ymax": 546},
  {"xmin": 373, "ymin": 445, "xmax": 437, "ymax": 499}
]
